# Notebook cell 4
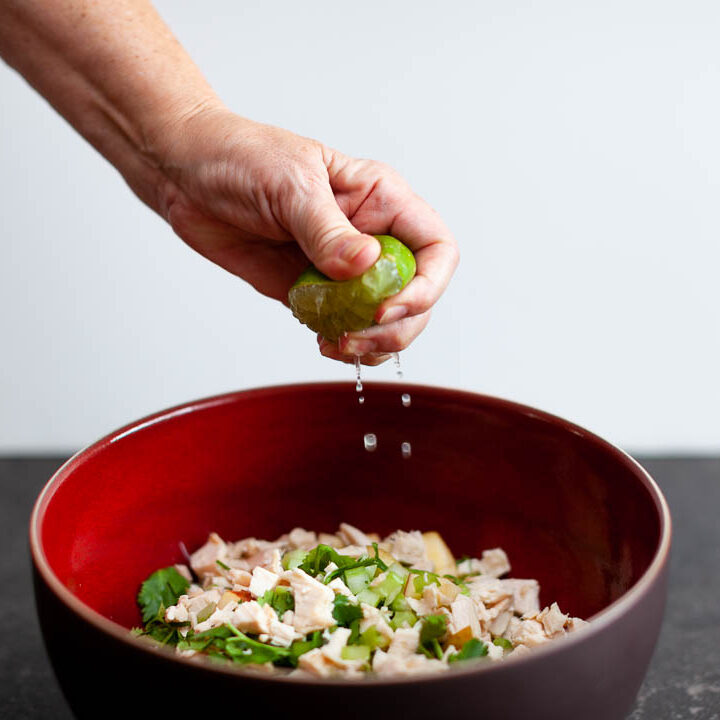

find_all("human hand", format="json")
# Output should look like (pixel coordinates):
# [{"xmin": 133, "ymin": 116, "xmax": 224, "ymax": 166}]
[{"xmin": 155, "ymin": 107, "xmax": 459, "ymax": 365}]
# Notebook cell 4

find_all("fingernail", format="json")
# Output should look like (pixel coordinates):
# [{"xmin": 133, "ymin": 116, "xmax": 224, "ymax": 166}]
[
  {"xmin": 341, "ymin": 338, "xmax": 377, "ymax": 356},
  {"xmin": 378, "ymin": 305, "xmax": 407, "ymax": 325}
]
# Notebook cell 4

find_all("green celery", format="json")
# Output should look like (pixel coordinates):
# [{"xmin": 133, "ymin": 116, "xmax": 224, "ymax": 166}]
[
  {"xmin": 345, "ymin": 566, "xmax": 373, "ymax": 594},
  {"xmin": 282, "ymin": 548, "xmax": 308, "ymax": 570},
  {"xmin": 355, "ymin": 588, "xmax": 382, "ymax": 607},
  {"xmin": 341, "ymin": 645, "xmax": 371, "ymax": 662}
]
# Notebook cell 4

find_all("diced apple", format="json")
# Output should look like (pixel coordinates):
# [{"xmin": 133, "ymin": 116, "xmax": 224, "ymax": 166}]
[
  {"xmin": 365, "ymin": 545, "xmax": 396, "ymax": 567},
  {"xmin": 448, "ymin": 625, "xmax": 473, "ymax": 649},
  {"xmin": 422, "ymin": 531, "xmax": 457, "ymax": 575}
]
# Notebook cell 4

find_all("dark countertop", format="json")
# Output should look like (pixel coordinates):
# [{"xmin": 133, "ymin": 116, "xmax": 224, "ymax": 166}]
[{"xmin": 1, "ymin": 456, "xmax": 718, "ymax": 719}]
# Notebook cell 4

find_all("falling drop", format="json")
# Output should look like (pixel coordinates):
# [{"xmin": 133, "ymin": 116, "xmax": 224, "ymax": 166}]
[
  {"xmin": 364, "ymin": 433, "xmax": 377, "ymax": 452},
  {"xmin": 391, "ymin": 352, "xmax": 403, "ymax": 380},
  {"xmin": 401, "ymin": 393, "xmax": 411, "ymax": 407},
  {"xmin": 401, "ymin": 442, "xmax": 412, "ymax": 458},
  {"xmin": 355, "ymin": 355, "xmax": 363, "ymax": 393},
  {"xmin": 358, "ymin": 396, "xmax": 365, "ymax": 405}
]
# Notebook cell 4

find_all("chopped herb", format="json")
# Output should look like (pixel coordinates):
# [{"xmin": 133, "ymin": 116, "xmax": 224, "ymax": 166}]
[
  {"xmin": 223, "ymin": 624, "xmax": 292, "ymax": 664},
  {"xmin": 258, "ymin": 587, "xmax": 295, "ymax": 616},
  {"xmin": 299, "ymin": 545, "xmax": 357, "ymax": 577},
  {"xmin": 419, "ymin": 614, "xmax": 447, "ymax": 659},
  {"xmin": 449, "ymin": 638, "xmax": 488, "ymax": 663},
  {"xmin": 324, "ymin": 557, "xmax": 378, "ymax": 585},
  {"xmin": 137, "ymin": 567, "xmax": 189, "ymax": 623},
  {"xmin": 215, "ymin": 559, "xmax": 230, "ymax": 571},
  {"xmin": 285, "ymin": 630, "xmax": 323, "ymax": 667},
  {"xmin": 493, "ymin": 637, "xmax": 513, "ymax": 650},
  {"xmin": 332, "ymin": 595, "xmax": 363, "ymax": 627},
  {"xmin": 371, "ymin": 542, "xmax": 389, "ymax": 571}
]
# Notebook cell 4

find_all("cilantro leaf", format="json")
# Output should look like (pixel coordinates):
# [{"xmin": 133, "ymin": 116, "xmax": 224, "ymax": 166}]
[
  {"xmin": 449, "ymin": 638, "xmax": 488, "ymax": 663},
  {"xmin": 299, "ymin": 544, "xmax": 357, "ymax": 577},
  {"xmin": 332, "ymin": 595, "xmax": 363, "ymax": 627},
  {"xmin": 419, "ymin": 614, "xmax": 447, "ymax": 659},
  {"xmin": 137, "ymin": 567, "xmax": 189, "ymax": 623},
  {"xmin": 224, "ymin": 627, "xmax": 292, "ymax": 665},
  {"xmin": 285, "ymin": 630, "xmax": 324, "ymax": 667},
  {"xmin": 258, "ymin": 587, "xmax": 295, "ymax": 616}
]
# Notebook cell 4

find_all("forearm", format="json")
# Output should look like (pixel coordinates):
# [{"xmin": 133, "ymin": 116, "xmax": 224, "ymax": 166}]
[{"xmin": 0, "ymin": 0, "xmax": 222, "ymax": 210}]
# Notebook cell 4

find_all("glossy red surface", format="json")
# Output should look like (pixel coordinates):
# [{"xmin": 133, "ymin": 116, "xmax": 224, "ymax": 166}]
[{"xmin": 35, "ymin": 383, "xmax": 662, "ymax": 630}]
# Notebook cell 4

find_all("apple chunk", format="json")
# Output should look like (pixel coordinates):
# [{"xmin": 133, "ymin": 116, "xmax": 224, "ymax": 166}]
[{"xmin": 422, "ymin": 531, "xmax": 457, "ymax": 575}]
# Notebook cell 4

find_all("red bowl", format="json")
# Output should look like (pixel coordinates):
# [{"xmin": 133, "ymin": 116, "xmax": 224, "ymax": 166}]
[{"xmin": 30, "ymin": 383, "xmax": 670, "ymax": 720}]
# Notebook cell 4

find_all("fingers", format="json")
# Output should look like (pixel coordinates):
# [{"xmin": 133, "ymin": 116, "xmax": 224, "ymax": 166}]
[
  {"xmin": 289, "ymin": 189, "xmax": 380, "ymax": 281},
  {"xmin": 315, "ymin": 311, "xmax": 431, "ymax": 362},
  {"xmin": 317, "ymin": 336, "xmax": 392, "ymax": 366}
]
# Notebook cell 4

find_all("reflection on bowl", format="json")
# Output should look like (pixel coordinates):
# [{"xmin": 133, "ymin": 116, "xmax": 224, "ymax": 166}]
[{"xmin": 30, "ymin": 383, "xmax": 670, "ymax": 720}]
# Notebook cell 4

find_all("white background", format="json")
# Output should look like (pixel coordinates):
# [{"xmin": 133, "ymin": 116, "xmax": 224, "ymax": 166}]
[{"xmin": 1, "ymin": 0, "xmax": 719, "ymax": 454}]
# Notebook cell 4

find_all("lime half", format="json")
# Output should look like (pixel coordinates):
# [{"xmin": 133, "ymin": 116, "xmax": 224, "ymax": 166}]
[{"xmin": 288, "ymin": 235, "xmax": 416, "ymax": 342}]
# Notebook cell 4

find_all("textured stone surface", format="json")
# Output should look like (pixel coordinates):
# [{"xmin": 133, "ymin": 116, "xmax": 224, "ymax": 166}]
[{"xmin": 1, "ymin": 456, "xmax": 718, "ymax": 719}]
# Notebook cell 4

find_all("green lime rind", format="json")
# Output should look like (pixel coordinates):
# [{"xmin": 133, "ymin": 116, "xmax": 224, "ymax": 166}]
[{"xmin": 288, "ymin": 235, "xmax": 416, "ymax": 342}]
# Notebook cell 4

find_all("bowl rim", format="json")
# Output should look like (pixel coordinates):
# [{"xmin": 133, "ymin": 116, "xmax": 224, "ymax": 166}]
[{"xmin": 29, "ymin": 381, "xmax": 672, "ymax": 687}]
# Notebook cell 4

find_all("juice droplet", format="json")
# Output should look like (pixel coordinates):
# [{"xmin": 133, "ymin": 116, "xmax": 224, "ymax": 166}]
[
  {"xmin": 392, "ymin": 352, "xmax": 403, "ymax": 380},
  {"xmin": 358, "ymin": 396, "xmax": 365, "ymax": 405},
  {"xmin": 401, "ymin": 442, "xmax": 412, "ymax": 458},
  {"xmin": 401, "ymin": 393, "xmax": 411, "ymax": 407},
  {"xmin": 355, "ymin": 355, "xmax": 363, "ymax": 393},
  {"xmin": 364, "ymin": 433, "xmax": 377, "ymax": 452}
]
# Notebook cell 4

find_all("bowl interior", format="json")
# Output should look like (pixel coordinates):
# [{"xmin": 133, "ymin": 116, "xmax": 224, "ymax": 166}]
[{"xmin": 34, "ymin": 383, "xmax": 663, "ymax": 630}]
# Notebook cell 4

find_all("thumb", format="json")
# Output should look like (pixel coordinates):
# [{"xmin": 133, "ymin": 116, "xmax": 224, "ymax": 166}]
[{"xmin": 291, "ymin": 191, "xmax": 380, "ymax": 280}]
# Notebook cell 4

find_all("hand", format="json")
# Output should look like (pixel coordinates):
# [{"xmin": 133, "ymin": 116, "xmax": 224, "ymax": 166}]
[{"xmin": 155, "ymin": 107, "xmax": 459, "ymax": 365}]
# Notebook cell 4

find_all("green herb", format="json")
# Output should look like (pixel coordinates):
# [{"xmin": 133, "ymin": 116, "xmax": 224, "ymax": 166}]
[
  {"xmin": 493, "ymin": 637, "xmax": 513, "ymax": 650},
  {"xmin": 137, "ymin": 567, "xmax": 189, "ymax": 623},
  {"xmin": 332, "ymin": 595, "xmax": 363, "ymax": 627},
  {"xmin": 371, "ymin": 542, "xmax": 389, "ymax": 571},
  {"xmin": 324, "ymin": 557, "xmax": 378, "ymax": 585},
  {"xmin": 223, "ymin": 624, "xmax": 292, "ymax": 665},
  {"xmin": 299, "ymin": 544, "xmax": 358, "ymax": 577},
  {"xmin": 258, "ymin": 587, "xmax": 295, "ymax": 616},
  {"xmin": 418, "ymin": 614, "xmax": 447, "ymax": 659},
  {"xmin": 449, "ymin": 638, "xmax": 488, "ymax": 663},
  {"xmin": 216, "ymin": 559, "xmax": 230, "ymax": 571},
  {"xmin": 286, "ymin": 630, "xmax": 324, "ymax": 667}
]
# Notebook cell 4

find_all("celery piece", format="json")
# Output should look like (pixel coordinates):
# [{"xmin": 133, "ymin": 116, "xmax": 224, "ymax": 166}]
[
  {"xmin": 196, "ymin": 602, "xmax": 216, "ymax": 623},
  {"xmin": 358, "ymin": 625, "xmax": 389, "ymax": 650},
  {"xmin": 493, "ymin": 637, "xmax": 513, "ymax": 650},
  {"xmin": 341, "ymin": 644, "xmax": 371, "ymax": 662},
  {"xmin": 373, "ymin": 571, "xmax": 405, "ymax": 605},
  {"xmin": 390, "ymin": 594, "xmax": 411, "ymax": 613},
  {"xmin": 345, "ymin": 566, "xmax": 372, "ymax": 594},
  {"xmin": 390, "ymin": 610, "xmax": 418, "ymax": 630},
  {"xmin": 388, "ymin": 562, "xmax": 410, "ymax": 580},
  {"xmin": 356, "ymin": 588, "xmax": 382, "ymax": 607},
  {"xmin": 282, "ymin": 548, "xmax": 308, "ymax": 570}
]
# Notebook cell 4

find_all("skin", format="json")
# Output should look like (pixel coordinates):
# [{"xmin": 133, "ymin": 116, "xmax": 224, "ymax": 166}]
[{"xmin": 0, "ymin": 0, "xmax": 458, "ymax": 364}]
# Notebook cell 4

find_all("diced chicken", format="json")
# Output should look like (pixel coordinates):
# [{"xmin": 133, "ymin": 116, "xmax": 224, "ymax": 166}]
[
  {"xmin": 267, "ymin": 618, "xmax": 301, "ymax": 648},
  {"xmin": 268, "ymin": 549, "xmax": 284, "ymax": 576},
  {"xmin": 486, "ymin": 641, "xmax": 505, "ymax": 661},
  {"xmin": 284, "ymin": 568, "xmax": 335, "ymax": 634},
  {"xmin": 566, "ymin": 616, "xmax": 589, "ymax": 633},
  {"xmin": 457, "ymin": 548, "xmax": 511, "ymax": 578},
  {"xmin": 228, "ymin": 537, "xmax": 280, "ymax": 559},
  {"xmin": 501, "ymin": 578, "xmax": 540, "ymax": 615},
  {"xmin": 165, "ymin": 603, "xmax": 189, "ymax": 624},
  {"xmin": 228, "ymin": 568, "xmax": 252, "ymax": 587},
  {"xmin": 318, "ymin": 532, "xmax": 343, "ymax": 548},
  {"xmin": 385, "ymin": 530, "xmax": 432, "ymax": 570},
  {"xmin": 190, "ymin": 533, "xmax": 228, "ymax": 577},
  {"xmin": 488, "ymin": 610, "xmax": 513, "ymax": 636},
  {"xmin": 536, "ymin": 602, "xmax": 568, "ymax": 637},
  {"xmin": 408, "ymin": 584, "xmax": 440, "ymax": 617},
  {"xmin": 338, "ymin": 523, "xmax": 372, "ymax": 547},
  {"xmin": 244, "ymin": 547, "xmax": 281, "ymax": 571},
  {"xmin": 231, "ymin": 601, "xmax": 277, "ymax": 635},
  {"xmin": 504, "ymin": 617, "xmax": 549, "ymax": 648},
  {"xmin": 297, "ymin": 648, "xmax": 332, "ymax": 677},
  {"xmin": 195, "ymin": 602, "xmax": 237, "ymax": 633},
  {"xmin": 466, "ymin": 576, "xmax": 513, "ymax": 607},
  {"xmin": 287, "ymin": 528, "xmax": 318, "ymax": 550},
  {"xmin": 359, "ymin": 604, "xmax": 394, "ymax": 644},
  {"xmin": 335, "ymin": 545, "xmax": 367, "ymax": 558},
  {"xmin": 327, "ymin": 578, "xmax": 354, "ymax": 598},
  {"xmin": 249, "ymin": 566, "xmax": 279, "ymax": 598},
  {"xmin": 297, "ymin": 628, "xmax": 363, "ymax": 677},
  {"xmin": 448, "ymin": 594, "xmax": 483, "ymax": 640},
  {"xmin": 373, "ymin": 627, "xmax": 446, "ymax": 675}
]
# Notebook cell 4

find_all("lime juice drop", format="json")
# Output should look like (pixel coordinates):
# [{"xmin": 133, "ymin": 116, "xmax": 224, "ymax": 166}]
[{"xmin": 364, "ymin": 433, "xmax": 377, "ymax": 452}]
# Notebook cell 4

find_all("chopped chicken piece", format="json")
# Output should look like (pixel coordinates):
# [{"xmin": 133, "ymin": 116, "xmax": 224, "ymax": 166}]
[
  {"xmin": 488, "ymin": 610, "xmax": 513, "ymax": 636},
  {"xmin": 231, "ymin": 601, "xmax": 277, "ymax": 635},
  {"xmin": 448, "ymin": 594, "xmax": 483, "ymax": 640},
  {"xmin": 284, "ymin": 568, "xmax": 335, "ymax": 634},
  {"xmin": 267, "ymin": 618, "xmax": 301, "ymax": 647},
  {"xmin": 486, "ymin": 641, "xmax": 505, "ymax": 661},
  {"xmin": 288, "ymin": 528, "xmax": 318, "ymax": 550},
  {"xmin": 249, "ymin": 567, "xmax": 279, "ymax": 598},
  {"xmin": 318, "ymin": 532, "xmax": 343, "ymax": 548},
  {"xmin": 338, "ymin": 523, "xmax": 372, "ymax": 546},
  {"xmin": 536, "ymin": 602, "xmax": 568, "ymax": 637},
  {"xmin": 190, "ymin": 533, "xmax": 228, "ymax": 577},
  {"xmin": 268, "ymin": 549, "xmax": 284, "ymax": 575},
  {"xmin": 466, "ymin": 576, "xmax": 513, "ymax": 607},
  {"xmin": 502, "ymin": 578, "xmax": 540, "ymax": 615},
  {"xmin": 359, "ymin": 604, "xmax": 394, "ymax": 644},
  {"xmin": 566, "ymin": 616, "xmax": 589, "ymax": 633},
  {"xmin": 408, "ymin": 584, "xmax": 440, "ymax": 617},
  {"xmin": 385, "ymin": 530, "xmax": 432, "ymax": 570},
  {"xmin": 457, "ymin": 548, "xmax": 511, "ymax": 578},
  {"xmin": 327, "ymin": 578, "xmax": 354, "ymax": 598},
  {"xmin": 373, "ymin": 627, "xmax": 446, "ymax": 675},
  {"xmin": 504, "ymin": 617, "xmax": 549, "ymax": 648},
  {"xmin": 335, "ymin": 545, "xmax": 367, "ymax": 558},
  {"xmin": 228, "ymin": 568, "xmax": 252, "ymax": 587}
]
